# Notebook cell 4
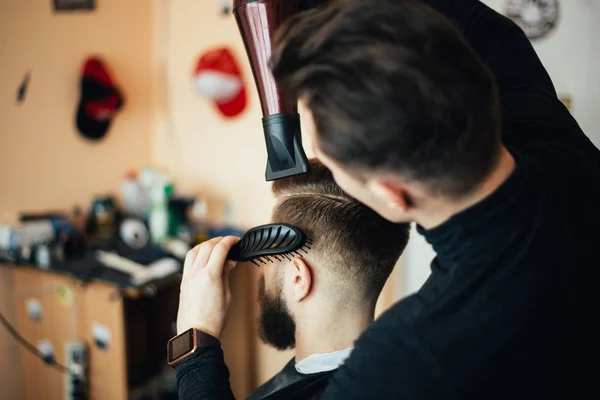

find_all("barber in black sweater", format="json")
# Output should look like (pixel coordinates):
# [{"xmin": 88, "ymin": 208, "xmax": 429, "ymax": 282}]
[{"xmin": 174, "ymin": 0, "xmax": 600, "ymax": 398}]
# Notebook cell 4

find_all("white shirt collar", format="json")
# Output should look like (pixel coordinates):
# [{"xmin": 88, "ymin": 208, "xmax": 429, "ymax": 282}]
[{"xmin": 294, "ymin": 348, "xmax": 354, "ymax": 374}]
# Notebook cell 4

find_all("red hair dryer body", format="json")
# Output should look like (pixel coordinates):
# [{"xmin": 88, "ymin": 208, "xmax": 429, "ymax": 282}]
[{"xmin": 233, "ymin": 0, "xmax": 310, "ymax": 181}]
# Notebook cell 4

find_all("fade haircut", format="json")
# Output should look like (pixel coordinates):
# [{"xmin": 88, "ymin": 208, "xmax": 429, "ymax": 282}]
[
  {"xmin": 272, "ymin": 159, "xmax": 410, "ymax": 301},
  {"xmin": 272, "ymin": 0, "xmax": 502, "ymax": 197}
]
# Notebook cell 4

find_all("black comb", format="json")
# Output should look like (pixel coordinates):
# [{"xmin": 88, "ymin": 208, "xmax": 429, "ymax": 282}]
[{"xmin": 227, "ymin": 223, "xmax": 312, "ymax": 266}]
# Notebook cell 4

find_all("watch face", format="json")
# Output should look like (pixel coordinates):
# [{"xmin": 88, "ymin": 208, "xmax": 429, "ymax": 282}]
[
  {"xmin": 168, "ymin": 329, "xmax": 194, "ymax": 362},
  {"xmin": 505, "ymin": 0, "xmax": 559, "ymax": 40}
]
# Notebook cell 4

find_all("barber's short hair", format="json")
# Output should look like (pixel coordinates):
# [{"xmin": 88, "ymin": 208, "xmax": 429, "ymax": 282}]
[
  {"xmin": 272, "ymin": 0, "xmax": 501, "ymax": 197},
  {"xmin": 272, "ymin": 159, "xmax": 410, "ymax": 301}
]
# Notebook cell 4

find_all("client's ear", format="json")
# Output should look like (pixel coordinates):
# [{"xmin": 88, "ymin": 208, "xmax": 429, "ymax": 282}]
[{"xmin": 290, "ymin": 257, "xmax": 312, "ymax": 302}]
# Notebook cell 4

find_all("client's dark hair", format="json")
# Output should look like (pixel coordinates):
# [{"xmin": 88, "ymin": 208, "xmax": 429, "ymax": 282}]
[
  {"xmin": 272, "ymin": 0, "xmax": 502, "ymax": 197},
  {"xmin": 272, "ymin": 159, "xmax": 410, "ymax": 302}
]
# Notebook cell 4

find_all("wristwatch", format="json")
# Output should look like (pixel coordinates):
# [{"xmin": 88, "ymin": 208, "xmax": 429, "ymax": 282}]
[{"xmin": 167, "ymin": 328, "xmax": 220, "ymax": 367}]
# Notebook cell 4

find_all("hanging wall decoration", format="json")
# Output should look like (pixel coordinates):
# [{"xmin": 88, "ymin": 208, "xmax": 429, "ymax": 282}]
[
  {"xmin": 16, "ymin": 72, "xmax": 31, "ymax": 104},
  {"xmin": 54, "ymin": 0, "xmax": 94, "ymax": 12},
  {"xmin": 505, "ymin": 0, "xmax": 560, "ymax": 40},
  {"xmin": 76, "ymin": 57, "xmax": 125, "ymax": 141},
  {"xmin": 193, "ymin": 47, "xmax": 248, "ymax": 119},
  {"xmin": 219, "ymin": 0, "xmax": 231, "ymax": 15}
]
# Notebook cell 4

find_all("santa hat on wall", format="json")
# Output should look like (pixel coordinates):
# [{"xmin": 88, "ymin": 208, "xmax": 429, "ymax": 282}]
[
  {"xmin": 193, "ymin": 47, "xmax": 247, "ymax": 118},
  {"xmin": 76, "ymin": 57, "xmax": 124, "ymax": 141}
]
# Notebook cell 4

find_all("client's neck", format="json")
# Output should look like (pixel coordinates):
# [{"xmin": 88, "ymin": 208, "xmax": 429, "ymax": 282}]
[{"xmin": 294, "ymin": 302, "xmax": 374, "ymax": 362}]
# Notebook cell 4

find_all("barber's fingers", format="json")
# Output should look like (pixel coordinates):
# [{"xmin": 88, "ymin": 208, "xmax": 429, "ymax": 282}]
[
  {"xmin": 205, "ymin": 236, "xmax": 240, "ymax": 277},
  {"xmin": 193, "ymin": 237, "xmax": 226, "ymax": 272},
  {"xmin": 183, "ymin": 237, "xmax": 223, "ymax": 275},
  {"xmin": 183, "ymin": 245, "xmax": 201, "ymax": 275}
]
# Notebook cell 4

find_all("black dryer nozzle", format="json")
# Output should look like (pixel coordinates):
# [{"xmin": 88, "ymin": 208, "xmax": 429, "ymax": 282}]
[{"xmin": 263, "ymin": 113, "xmax": 310, "ymax": 181}]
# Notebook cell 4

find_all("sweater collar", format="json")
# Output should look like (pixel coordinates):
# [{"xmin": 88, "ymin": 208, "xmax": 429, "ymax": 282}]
[{"xmin": 418, "ymin": 155, "xmax": 534, "ymax": 270}]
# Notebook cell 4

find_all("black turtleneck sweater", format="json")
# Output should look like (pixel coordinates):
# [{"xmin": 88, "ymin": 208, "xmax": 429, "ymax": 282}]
[{"xmin": 176, "ymin": 1, "xmax": 600, "ymax": 399}]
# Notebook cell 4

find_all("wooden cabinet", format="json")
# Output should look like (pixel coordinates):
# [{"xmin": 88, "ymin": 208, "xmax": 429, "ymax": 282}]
[
  {"xmin": 2, "ymin": 263, "xmax": 260, "ymax": 399},
  {"xmin": 3, "ymin": 266, "xmax": 183, "ymax": 400},
  {"xmin": 11, "ymin": 268, "xmax": 128, "ymax": 400}
]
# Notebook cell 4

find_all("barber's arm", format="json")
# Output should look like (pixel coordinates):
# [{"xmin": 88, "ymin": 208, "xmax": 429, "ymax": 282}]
[
  {"xmin": 423, "ymin": 0, "xmax": 555, "ymax": 97},
  {"xmin": 421, "ymin": 0, "xmax": 599, "ymax": 161},
  {"xmin": 174, "ymin": 236, "xmax": 239, "ymax": 400}
]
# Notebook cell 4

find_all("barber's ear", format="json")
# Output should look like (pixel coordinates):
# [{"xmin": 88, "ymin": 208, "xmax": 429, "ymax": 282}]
[
  {"xmin": 367, "ymin": 179, "xmax": 410, "ymax": 212},
  {"xmin": 290, "ymin": 257, "xmax": 312, "ymax": 302}
]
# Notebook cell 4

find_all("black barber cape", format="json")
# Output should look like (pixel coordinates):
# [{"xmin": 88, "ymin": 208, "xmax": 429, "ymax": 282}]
[
  {"xmin": 247, "ymin": 358, "xmax": 335, "ymax": 400},
  {"xmin": 176, "ymin": 1, "xmax": 600, "ymax": 399}
]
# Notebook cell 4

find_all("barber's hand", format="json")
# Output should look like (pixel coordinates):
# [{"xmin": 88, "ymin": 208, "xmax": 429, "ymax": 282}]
[{"xmin": 177, "ymin": 236, "xmax": 240, "ymax": 339}]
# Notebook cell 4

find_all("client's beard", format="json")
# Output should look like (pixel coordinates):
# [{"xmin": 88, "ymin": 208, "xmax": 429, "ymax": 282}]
[{"xmin": 258, "ymin": 274, "xmax": 296, "ymax": 350}]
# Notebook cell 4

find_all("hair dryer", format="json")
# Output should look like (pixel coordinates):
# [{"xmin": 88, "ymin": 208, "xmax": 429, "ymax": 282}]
[{"xmin": 233, "ymin": 0, "xmax": 310, "ymax": 181}]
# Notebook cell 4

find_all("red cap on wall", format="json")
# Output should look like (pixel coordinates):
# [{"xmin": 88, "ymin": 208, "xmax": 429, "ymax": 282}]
[
  {"xmin": 193, "ymin": 47, "xmax": 247, "ymax": 118},
  {"xmin": 76, "ymin": 57, "xmax": 124, "ymax": 140}
]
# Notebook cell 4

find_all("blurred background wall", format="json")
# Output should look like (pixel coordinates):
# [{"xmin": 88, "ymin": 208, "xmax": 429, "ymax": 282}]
[{"xmin": 0, "ymin": 0, "xmax": 154, "ymax": 223}]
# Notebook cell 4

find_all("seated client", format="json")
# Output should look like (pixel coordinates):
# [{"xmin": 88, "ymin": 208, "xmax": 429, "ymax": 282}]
[{"xmin": 248, "ymin": 159, "xmax": 410, "ymax": 399}]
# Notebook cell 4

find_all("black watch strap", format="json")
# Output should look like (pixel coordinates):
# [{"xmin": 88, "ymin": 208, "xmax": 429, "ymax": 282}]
[{"xmin": 194, "ymin": 328, "xmax": 221, "ymax": 348}]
